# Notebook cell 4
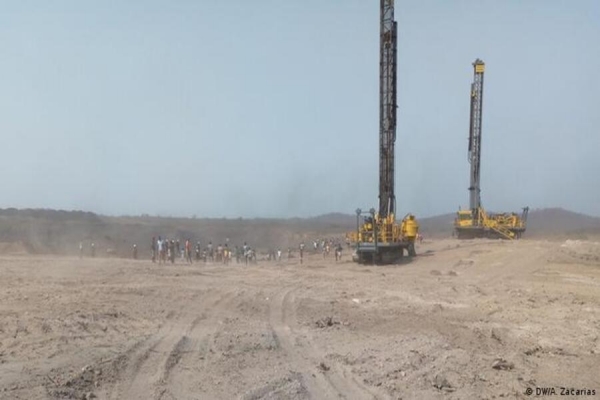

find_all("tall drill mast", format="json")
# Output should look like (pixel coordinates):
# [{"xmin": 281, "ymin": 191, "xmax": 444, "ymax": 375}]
[
  {"xmin": 378, "ymin": 0, "xmax": 398, "ymax": 218},
  {"xmin": 351, "ymin": 0, "xmax": 419, "ymax": 264},
  {"xmin": 468, "ymin": 59, "xmax": 485, "ymax": 212},
  {"xmin": 456, "ymin": 59, "xmax": 528, "ymax": 240}
]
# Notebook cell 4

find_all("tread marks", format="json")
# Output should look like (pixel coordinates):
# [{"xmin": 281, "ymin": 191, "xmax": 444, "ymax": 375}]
[
  {"xmin": 107, "ymin": 290, "xmax": 234, "ymax": 400},
  {"xmin": 269, "ymin": 286, "xmax": 379, "ymax": 399}
]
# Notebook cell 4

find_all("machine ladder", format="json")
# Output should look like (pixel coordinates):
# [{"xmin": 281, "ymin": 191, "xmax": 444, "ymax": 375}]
[{"xmin": 488, "ymin": 223, "xmax": 515, "ymax": 240}]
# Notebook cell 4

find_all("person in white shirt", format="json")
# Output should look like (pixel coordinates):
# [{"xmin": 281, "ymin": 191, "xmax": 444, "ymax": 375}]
[{"xmin": 157, "ymin": 237, "xmax": 164, "ymax": 264}]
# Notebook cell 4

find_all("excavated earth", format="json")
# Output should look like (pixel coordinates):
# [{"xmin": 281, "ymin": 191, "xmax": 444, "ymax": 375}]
[{"xmin": 1, "ymin": 239, "xmax": 599, "ymax": 399}]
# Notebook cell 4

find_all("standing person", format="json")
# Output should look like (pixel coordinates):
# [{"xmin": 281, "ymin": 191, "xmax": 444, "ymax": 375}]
[
  {"xmin": 170, "ymin": 240, "xmax": 176, "ymax": 264},
  {"xmin": 208, "ymin": 242, "xmax": 213, "ymax": 262},
  {"xmin": 277, "ymin": 248, "xmax": 282, "ymax": 262},
  {"xmin": 151, "ymin": 236, "xmax": 157, "ymax": 263},
  {"xmin": 91, "ymin": 243, "xmax": 96, "ymax": 258},
  {"xmin": 299, "ymin": 242, "xmax": 305, "ymax": 264},
  {"xmin": 166, "ymin": 239, "xmax": 170, "ymax": 263},
  {"xmin": 79, "ymin": 242, "xmax": 83, "ymax": 259},
  {"xmin": 166, "ymin": 238, "xmax": 171, "ymax": 262},
  {"xmin": 176, "ymin": 240, "xmax": 181, "ymax": 259},
  {"xmin": 195, "ymin": 242, "xmax": 201, "ymax": 261},
  {"xmin": 157, "ymin": 237, "xmax": 162, "ymax": 264},
  {"xmin": 244, "ymin": 247, "xmax": 250, "ymax": 266},
  {"xmin": 133, "ymin": 244, "xmax": 138, "ymax": 259},
  {"xmin": 162, "ymin": 238, "xmax": 167, "ymax": 264},
  {"xmin": 224, "ymin": 244, "xmax": 230, "ymax": 265},
  {"xmin": 216, "ymin": 244, "xmax": 223, "ymax": 263},
  {"xmin": 186, "ymin": 239, "xmax": 193, "ymax": 264}
]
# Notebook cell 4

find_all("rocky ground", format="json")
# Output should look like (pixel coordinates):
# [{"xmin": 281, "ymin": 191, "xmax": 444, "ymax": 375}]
[{"xmin": 1, "ymin": 238, "xmax": 599, "ymax": 399}]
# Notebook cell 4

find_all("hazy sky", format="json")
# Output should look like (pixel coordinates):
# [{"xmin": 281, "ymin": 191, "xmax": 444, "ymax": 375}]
[{"xmin": 1, "ymin": 1, "xmax": 599, "ymax": 218}]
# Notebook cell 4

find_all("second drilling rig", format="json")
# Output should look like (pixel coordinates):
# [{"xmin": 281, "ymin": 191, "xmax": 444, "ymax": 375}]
[
  {"xmin": 454, "ymin": 59, "xmax": 528, "ymax": 239},
  {"xmin": 349, "ymin": 0, "xmax": 419, "ymax": 264}
]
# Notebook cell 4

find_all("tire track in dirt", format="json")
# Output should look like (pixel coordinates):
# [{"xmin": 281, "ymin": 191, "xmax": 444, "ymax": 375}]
[
  {"xmin": 285, "ymin": 289, "xmax": 386, "ymax": 399},
  {"xmin": 158, "ymin": 290, "xmax": 241, "ymax": 400},
  {"xmin": 107, "ymin": 324, "xmax": 178, "ymax": 399},
  {"xmin": 269, "ymin": 286, "xmax": 381, "ymax": 400},
  {"xmin": 107, "ymin": 289, "xmax": 234, "ymax": 400}
]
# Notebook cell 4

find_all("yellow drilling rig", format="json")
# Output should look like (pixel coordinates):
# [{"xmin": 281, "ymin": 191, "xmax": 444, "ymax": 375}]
[
  {"xmin": 454, "ymin": 59, "xmax": 528, "ymax": 239},
  {"xmin": 347, "ymin": 0, "xmax": 419, "ymax": 264}
]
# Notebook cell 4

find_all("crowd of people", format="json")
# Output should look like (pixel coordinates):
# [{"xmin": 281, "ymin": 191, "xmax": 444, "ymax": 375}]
[
  {"xmin": 309, "ymin": 238, "xmax": 345, "ymax": 261},
  {"xmin": 77, "ymin": 236, "xmax": 348, "ymax": 264},
  {"xmin": 78, "ymin": 233, "xmax": 427, "ymax": 263},
  {"xmin": 144, "ymin": 236, "xmax": 347, "ymax": 265},
  {"xmin": 150, "ymin": 237, "xmax": 262, "ymax": 265}
]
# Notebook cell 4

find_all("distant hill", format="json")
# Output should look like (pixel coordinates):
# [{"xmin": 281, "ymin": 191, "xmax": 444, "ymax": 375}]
[
  {"xmin": 0, "ymin": 209, "xmax": 357, "ymax": 257},
  {"xmin": 418, "ymin": 213, "xmax": 456, "ymax": 238},
  {"xmin": 0, "ymin": 207, "xmax": 599, "ymax": 257},
  {"xmin": 525, "ymin": 208, "xmax": 600, "ymax": 238},
  {"xmin": 306, "ymin": 212, "xmax": 355, "ymax": 227}
]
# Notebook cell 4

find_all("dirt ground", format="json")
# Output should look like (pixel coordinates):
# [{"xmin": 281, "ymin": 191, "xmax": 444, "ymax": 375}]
[{"xmin": 1, "ymin": 239, "xmax": 599, "ymax": 400}]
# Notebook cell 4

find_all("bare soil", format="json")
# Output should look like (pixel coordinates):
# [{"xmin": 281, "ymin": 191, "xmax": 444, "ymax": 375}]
[{"xmin": 1, "ymin": 239, "xmax": 599, "ymax": 399}]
